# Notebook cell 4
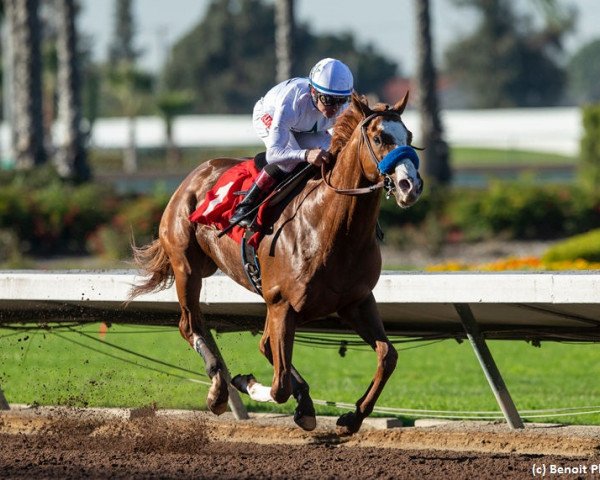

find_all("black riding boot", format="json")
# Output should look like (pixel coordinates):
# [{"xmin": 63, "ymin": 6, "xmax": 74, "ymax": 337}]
[
  {"xmin": 230, "ymin": 183, "xmax": 265, "ymax": 228},
  {"xmin": 230, "ymin": 168, "xmax": 280, "ymax": 228}
]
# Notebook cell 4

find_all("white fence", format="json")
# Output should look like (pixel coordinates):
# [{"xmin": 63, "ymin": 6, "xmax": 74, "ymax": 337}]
[
  {"xmin": 88, "ymin": 108, "xmax": 581, "ymax": 156},
  {"xmin": 1, "ymin": 107, "xmax": 581, "ymax": 159},
  {"xmin": 2, "ymin": 270, "xmax": 599, "ymax": 341}
]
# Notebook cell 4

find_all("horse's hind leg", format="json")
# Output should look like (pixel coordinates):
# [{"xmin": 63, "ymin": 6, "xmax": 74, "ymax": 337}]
[
  {"xmin": 336, "ymin": 293, "xmax": 398, "ymax": 435},
  {"xmin": 169, "ymin": 246, "xmax": 227, "ymax": 414}
]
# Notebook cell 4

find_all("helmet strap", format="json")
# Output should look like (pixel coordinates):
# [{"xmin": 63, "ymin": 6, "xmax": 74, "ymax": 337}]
[{"xmin": 309, "ymin": 86, "xmax": 319, "ymax": 108}]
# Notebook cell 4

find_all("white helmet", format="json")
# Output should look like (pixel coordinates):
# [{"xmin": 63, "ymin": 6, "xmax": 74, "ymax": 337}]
[{"xmin": 309, "ymin": 58, "xmax": 353, "ymax": 96}]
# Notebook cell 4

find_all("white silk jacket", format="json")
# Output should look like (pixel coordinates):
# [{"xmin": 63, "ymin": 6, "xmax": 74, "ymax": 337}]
[{"xmin": 252, "ymin": 77, "xmax": 347, "ymax": 171}]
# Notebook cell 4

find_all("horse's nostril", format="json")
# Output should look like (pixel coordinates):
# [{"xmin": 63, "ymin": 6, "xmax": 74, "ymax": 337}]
[{"xmin": 398, "ymin": 179, "xmax": 411, "ymax": 192}]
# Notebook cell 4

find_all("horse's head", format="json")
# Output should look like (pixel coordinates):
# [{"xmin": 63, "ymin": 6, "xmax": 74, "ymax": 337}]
[{"xmin": 349, "ymin": 92, "xmax": 424, "ymax": 208}]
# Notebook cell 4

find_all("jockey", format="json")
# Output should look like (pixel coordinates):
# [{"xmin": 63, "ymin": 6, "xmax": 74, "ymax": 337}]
[{"xmin": 229, "ymin": 57, "xmax": 354, "ymax": 227}]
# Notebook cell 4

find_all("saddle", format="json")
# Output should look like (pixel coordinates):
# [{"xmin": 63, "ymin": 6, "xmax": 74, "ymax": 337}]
[
  {"xmin": 250, "ymin": 152, "xmax": 312, "ymax": 208},
  {"xmin": 241, "ymin": 154, "xmax": 316, "ymax": 296},
  {"xmin": 189, "ymin": 153, "xmax": 316, "ymax": 296}
]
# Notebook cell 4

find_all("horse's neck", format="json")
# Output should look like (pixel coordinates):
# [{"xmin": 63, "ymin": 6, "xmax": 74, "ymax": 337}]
[
  {"xmin": 330, "ymin": 137, "xmax": 373, "ymax": 190},
  {"xmin": 318, "ymin": 142, "xmax": 381, "ymax": 244}
]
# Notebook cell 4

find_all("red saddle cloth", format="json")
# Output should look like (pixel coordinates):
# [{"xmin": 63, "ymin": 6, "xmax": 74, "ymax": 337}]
[{"xmin": 188, "ymin": 160, "xmax": 267, "ymax": 248}]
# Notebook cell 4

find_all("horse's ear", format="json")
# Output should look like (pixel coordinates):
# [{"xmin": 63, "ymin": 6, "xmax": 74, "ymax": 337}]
[
  {"xmin": 351, "ymin": 91, "xmax": 373, "ymax": 118},
  {"xmin": 393, "ymin": 91, "xmax": 410, "ymax": 114}
]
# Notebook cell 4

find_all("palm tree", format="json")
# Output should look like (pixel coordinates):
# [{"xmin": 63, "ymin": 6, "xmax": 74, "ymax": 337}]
[
  {"xmin": 156, "ymin": 90, "xmax": 194, "ymax": 167},
  {"xmin": 532, "ymin": 0, "xmax": 576, "ymax": 42},
  {"xmin": 106, "ymin": 0, "xmax": 147, "ymax": 173},
  {"xmin": 54, "ymin": 0, "xmax": 90, "ymax": 182},
  {"xmin": 4, "ymin": 0, "xmax": 46, "ymax": 169},
  {"xmin": 274, "ymin": 0, "xmax": 294, "ymax": 82},
  {"xmin": 414, "ymin": 0, "xmax": 451, "ymax": 186},
  {"xmin": 106, "ymin": 64, "xmax": 152, "ymax": 173}
]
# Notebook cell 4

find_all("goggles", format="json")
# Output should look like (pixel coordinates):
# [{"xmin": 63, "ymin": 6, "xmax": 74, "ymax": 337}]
[{"xmin": 316, "ymin": 93, "xmax": 349, "ymax": 107}]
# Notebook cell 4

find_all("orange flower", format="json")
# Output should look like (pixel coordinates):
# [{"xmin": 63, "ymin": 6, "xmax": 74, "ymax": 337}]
[{"xmin": 426, "ymin": 256, "xmax": 600, "ymax": 272}]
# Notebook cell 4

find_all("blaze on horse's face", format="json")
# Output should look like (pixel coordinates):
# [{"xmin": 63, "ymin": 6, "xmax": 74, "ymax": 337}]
[
  {"xmin": 354, "ymin": 93, "xmax": 424, "ymax": 209},
  {"xmin": 378, "ymin": 117, "xmax": 423, "ymax": 209}
]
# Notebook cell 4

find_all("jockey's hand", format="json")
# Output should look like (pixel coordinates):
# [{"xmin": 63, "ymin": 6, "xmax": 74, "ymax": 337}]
[{"xmin": 306, "ymin": 149, "xmax": 331, "ymax": 167}]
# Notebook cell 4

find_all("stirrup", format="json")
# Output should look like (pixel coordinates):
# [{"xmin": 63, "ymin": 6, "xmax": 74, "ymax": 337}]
[{"xmin": 241, "ymin": 230, "xmax": 262, "ymax": 295}]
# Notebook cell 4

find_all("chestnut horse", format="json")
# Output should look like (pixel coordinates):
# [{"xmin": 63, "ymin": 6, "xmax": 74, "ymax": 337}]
[{"xmin": 129, "ymin": 92, "xmax": 423, "ymax": 435}]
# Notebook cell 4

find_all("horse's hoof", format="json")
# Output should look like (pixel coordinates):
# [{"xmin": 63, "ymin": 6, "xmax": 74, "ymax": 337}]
[
  {"xmin": 294, "ymin": 397, "xmax": 316, "ymax": 431},
  {"xmin": 231, "ymin": 373, "xmax": 256, "ymax": 394},
  {"xmin": 207, "ymin": 371, "xmax": 228, "ymax": 415},
  {"xmin": 208, "ymin": 400, "xmax": 228, "ymax": 416},
  {"xmin": 335, "ymin": 412, "xmax": 362, "ymax": 436},
  {"xmin": 294, "ymin": 413, "xmax": 317, "ymax": 431}
]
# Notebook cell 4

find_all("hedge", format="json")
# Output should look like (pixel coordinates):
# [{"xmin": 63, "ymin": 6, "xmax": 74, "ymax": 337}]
[
  {"xmin": 542, "ymin": 228, "xmax": 600, "ymax": 263},
  {"xmin": 3, "ymin": 171, "xmax": 600, "ymax": 262}
]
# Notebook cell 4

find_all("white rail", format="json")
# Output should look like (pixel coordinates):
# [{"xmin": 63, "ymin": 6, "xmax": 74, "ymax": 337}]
[{"xmin": 1, "ymin": 270, "xmax": 599, "ymax": 339}]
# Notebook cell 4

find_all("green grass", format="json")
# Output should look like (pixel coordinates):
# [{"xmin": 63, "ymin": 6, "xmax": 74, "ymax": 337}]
[
  {"xmin": 87, "ymin": 146, "xmax": 576, "ymax": 175},
  {"xmin": 450, "ymin": 147, "xmax": 576, "ymax": 168},
  {"xmin": 1, "ymin": 323, "xmax": 599, "ymax": 426},
  {"xmin": 89, "ymin": 146, "xmax": 259, "ymax": 174}
]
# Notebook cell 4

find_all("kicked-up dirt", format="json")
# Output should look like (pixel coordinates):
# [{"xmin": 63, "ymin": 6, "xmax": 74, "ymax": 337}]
[{"xmin": 2, "ymin": 405, "xmax": 600, "ymax": 479}]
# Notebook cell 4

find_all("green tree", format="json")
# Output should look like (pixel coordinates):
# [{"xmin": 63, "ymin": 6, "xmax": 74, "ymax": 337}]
[
  {"xmin": 162, "ymin": 0, "xmax": 398, "ymax": 114},
  {"xmin": 532, "ymin": 0, "xmax": 577, "ymax": 48},
  {"xmin": 108, "ymin": 0, "xmax": 138, "ymax": 64},
  {"xmin": 105, "ymin": 0, "xmax": 151, "ymax": 173},
  {"xmin": 162, "ymin": 0, "xmax": 275, "ymax": 114},
  {"xmin": 294, "ymin": 31, "xmax": 397, "ymax": 98},
  {"xmin": 155, "ymin": 90, "xmax": 194, "ymax": 167},
  {"xmin": 568, "ymin": 39, "xmax": 600, "ymax": 104},
  {"xmin": 445, "ymin": 0, "xmax": 570, "ymax": 107},
  {"xmin": 106, "ymin": 64, "xmax": 153, "ymax": 173},
  {"xmin": 578, "ymin": 105, "xmax": 600, "ymax": 195}
]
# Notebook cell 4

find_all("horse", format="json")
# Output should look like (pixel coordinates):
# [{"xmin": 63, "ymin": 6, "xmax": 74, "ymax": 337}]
[{"xmin": 129, "ymin": 92, "xmax": 423, "ymax": 435}]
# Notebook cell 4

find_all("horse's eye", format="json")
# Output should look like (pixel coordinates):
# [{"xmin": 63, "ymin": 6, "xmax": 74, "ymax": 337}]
[{"xmin": 373, "ymin": 136, "xmax": 381, "ymax": 146}]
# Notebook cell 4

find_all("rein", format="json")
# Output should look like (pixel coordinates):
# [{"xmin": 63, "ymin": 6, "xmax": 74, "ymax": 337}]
[
  {"xmin": 321, "ymin": 110, "xmax": 404, "ymax": 196},
  {"xmin": 321, "ymin": 162, "xmax": 384, "ymax": 195}
]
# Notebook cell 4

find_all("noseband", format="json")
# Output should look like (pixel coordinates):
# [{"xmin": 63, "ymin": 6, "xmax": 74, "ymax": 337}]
[{"xmin": 322, "ymin": 110, "xmax": 410, "ymax": 197}]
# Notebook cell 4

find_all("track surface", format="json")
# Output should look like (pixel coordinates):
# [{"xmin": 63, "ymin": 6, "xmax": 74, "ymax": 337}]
[{"xmin": 2, "ymin": 406, "xmax": 600, "ymax": 479}]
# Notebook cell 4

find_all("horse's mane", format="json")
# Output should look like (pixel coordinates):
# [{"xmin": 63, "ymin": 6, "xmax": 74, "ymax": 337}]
[
  {"xmin": 329, "ymin": 102, "xmax": 364, "ymax": 157},
  {"xmin": 330, "ymin": 98, "xmax": 391, "ymax": 157}
]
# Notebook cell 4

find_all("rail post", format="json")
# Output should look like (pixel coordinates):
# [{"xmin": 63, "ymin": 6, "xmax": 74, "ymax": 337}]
[
  {"xmin": 0, "ymin": 388, "xmax": 9, "ymax": 410},
  {"xmin": 203, "ymin": 329, "xmax": 249, "ymax": 420},
  {"xmin": 454, "ymin": 303, "xmax": 524, "ymax": 429}
]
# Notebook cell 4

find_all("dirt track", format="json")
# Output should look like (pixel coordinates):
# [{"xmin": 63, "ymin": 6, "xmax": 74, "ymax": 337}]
[{"xmin": 2, "ymin": 406, "xmax": 600, "ymax": 479}]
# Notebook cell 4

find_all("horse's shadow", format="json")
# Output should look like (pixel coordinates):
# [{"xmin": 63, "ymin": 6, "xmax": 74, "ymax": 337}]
[{"xmin": 306, "ymin": 432, "xmax": 351, "ymax": 445}]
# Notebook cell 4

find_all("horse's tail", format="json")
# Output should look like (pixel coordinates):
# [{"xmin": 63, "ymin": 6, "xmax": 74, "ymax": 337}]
[{"xmin": 128, "ymin": 239, "xmax": 174, "ymax": 301}]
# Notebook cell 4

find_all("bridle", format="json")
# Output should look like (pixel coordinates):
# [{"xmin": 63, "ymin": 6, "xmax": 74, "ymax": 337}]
[{"xmin": 322, "ymin": 110, "xmax": 411, "ymax": 197}]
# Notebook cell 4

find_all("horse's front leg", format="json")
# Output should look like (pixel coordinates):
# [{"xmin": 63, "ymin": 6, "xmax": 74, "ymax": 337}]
[{"xmin": 336, "ymin": 293, "xmax": 398, "ymax": 435}]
